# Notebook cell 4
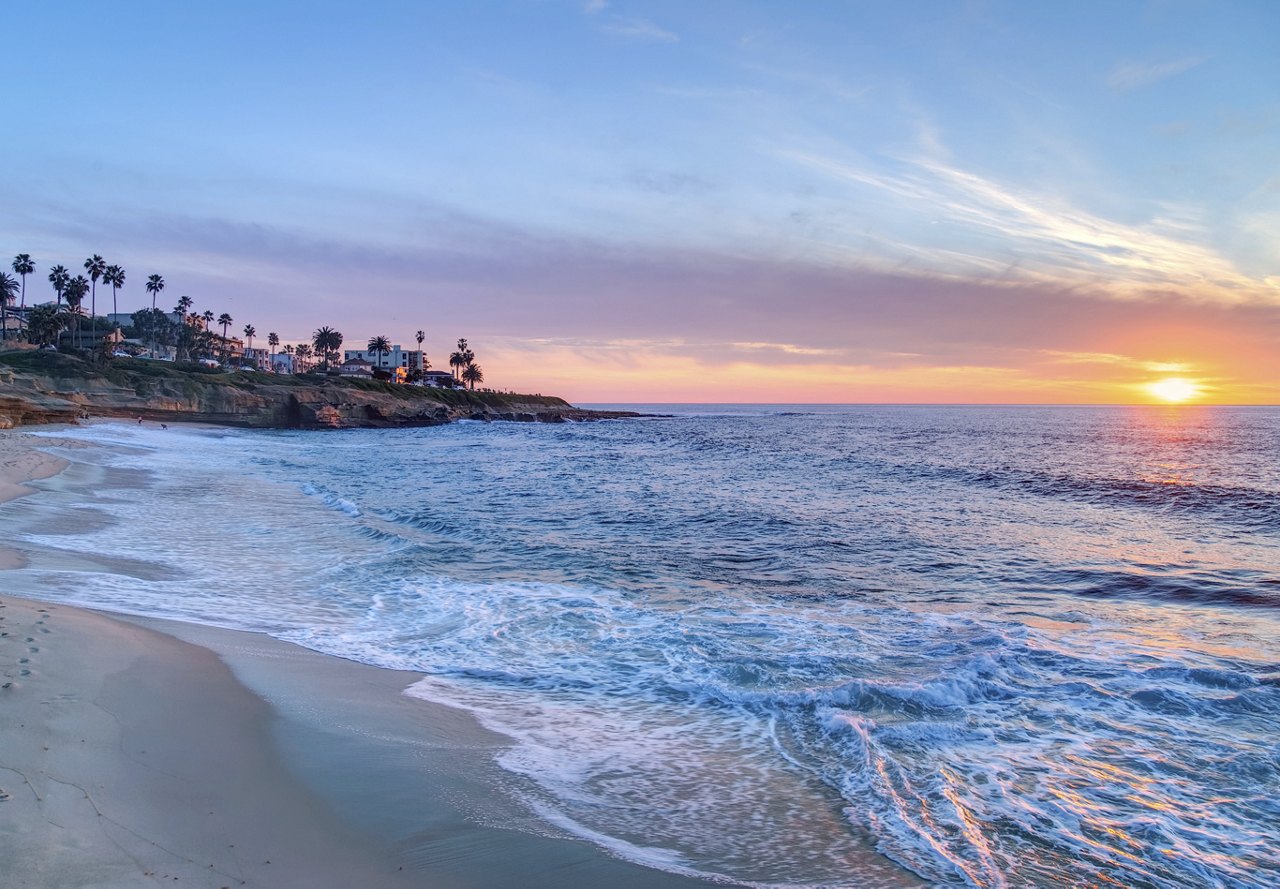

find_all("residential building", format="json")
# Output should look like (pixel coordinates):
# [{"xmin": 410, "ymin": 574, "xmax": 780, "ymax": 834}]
[
  {"xmin": 423, "ymin": 370, "xmax": 455, "ymax": 388},
  {"xmin": 342, "ymin": 345, "xmax": 425, "ymax": 374},
  {"xmin": 338, "ymin": 358, "xmax": 374, "ymax": 378},
  {"xmin": 242, "ymin": 347, "xmax": 272, "ymax": 371}
]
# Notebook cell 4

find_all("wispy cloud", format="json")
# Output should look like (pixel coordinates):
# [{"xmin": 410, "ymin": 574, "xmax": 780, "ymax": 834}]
[
  {"xmin": 776, "ymin": 146, "xmax": 1279, "ymax": 305},
  {"xmin": 1108, "ymin": 56, "xmax": 1206, "ymax": 91},
  {"xmin": 601, "ymin": 16, "xmax": 678, "ymax": 43},
  {"xmin": 1038, "ymin": 350, "xmax": 1191, "ymax": 373},
  {"xmin": 582, "ymin": 0, "xmax": 607, "ymax": 13}
]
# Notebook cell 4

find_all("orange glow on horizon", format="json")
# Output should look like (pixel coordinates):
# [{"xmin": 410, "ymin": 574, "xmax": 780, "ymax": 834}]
[
  {"xmin": 1145, "ymin": 378, "xmax": 1201, "ymax": 404},
  {"xmin": 475, "ymin": 339, "xmax": 1278, "ymax": 405}
]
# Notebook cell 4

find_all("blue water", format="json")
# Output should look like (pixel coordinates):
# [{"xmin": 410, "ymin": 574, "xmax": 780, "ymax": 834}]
[{"xmin": 22, "ymin": 406, "xmax": 1280, "ymax": 887}]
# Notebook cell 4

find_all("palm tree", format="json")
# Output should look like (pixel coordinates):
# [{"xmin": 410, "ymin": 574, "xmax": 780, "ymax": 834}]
[
  {"xmin": 267, "ymin": 332, "xmax": 279, "ymax": 371},
  {"xmin": 201, "ymin": 309, "xmax": 214, "ymax": 329},
  {"xmin": 449, "ymin": 347, "xmax": 465, "ymax": 380},
  {"xmin": 145, "ymin": 274, "xmax": 165, "ymax": 310},
  {"xmin": 142, "ymin": 275, "xmax": 165, "ymax": 356},
  {"xmin": 216, "ymin": 313, "xmax": 233, "ymax": 361},
  {"xmin": 48, "ymin": 265, "xmax": 70, "ymax": 307},
  {"xmin": 84, "ymin": 255, "xmax": 106, "ymax": 345},
  {"xmin": 0, "ymin": 272, "xmax": 19, "ymax": 342},
  {"xmin": 64, "ymin": 276, "xmax": 90, "ymax": 347},
  {"xmin": 175, "ymin": 295, "xmax": 193, "ymax": 319},
  {"xmin": 294, "ymin": 342, "xmax": 311, "ymax": 372},
  {"xmin": 312, "ymin": 327, "xmax": 342, "ymax": 371},
  {"xmin": 103, "ymin": 264, "xmax": 125, "ymax": 328},
  {"xmin": 367, "ymin": 335, "xmax": 391, "ymax": 370},
  {"xmin": 12, "ymin": 254, "xmax": 35, "ymax": 312},
  {"xmin": 461, "ymin": 362, "xmax": 484, "ymax": 390},
  {"xmin": 244, "ymin": 324, "xmax": 256, "ymax": 352},
  {"xmin": 450, "ymin": 338, "xmax": 476, "ymax": 381}
]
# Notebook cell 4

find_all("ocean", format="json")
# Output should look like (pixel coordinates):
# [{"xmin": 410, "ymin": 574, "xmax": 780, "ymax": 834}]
[{"xmin": 22, "ymin": 406, "xmax": 1280, "ymax": 887}]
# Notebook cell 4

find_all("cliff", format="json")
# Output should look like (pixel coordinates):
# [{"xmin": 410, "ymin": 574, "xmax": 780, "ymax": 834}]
[{"xmin": 0, "ymin": 351, "xmax": 637, "ymax": 430}]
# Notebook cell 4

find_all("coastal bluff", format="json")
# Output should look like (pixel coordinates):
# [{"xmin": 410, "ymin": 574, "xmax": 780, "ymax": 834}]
[{"xmin": 0, "ymin": 351, "xmax": 638, "ymax": 429}]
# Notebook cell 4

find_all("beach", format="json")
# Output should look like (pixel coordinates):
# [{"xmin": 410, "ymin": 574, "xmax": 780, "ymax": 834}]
[
  {"xmin": 4, "ymin": 409, "xmax": 1276, "ymax": 887},
  {"xmin": 0, "ymin": 427, "xmax": 735, "ymax": 889}
]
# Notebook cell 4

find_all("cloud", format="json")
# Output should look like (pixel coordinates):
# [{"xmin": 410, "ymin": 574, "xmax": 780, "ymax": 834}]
[
  {"xmin": 1108, "ymin": 56, "xmax": 1206, "ymax": 91},
  {"xmin": 582, "ymin": 0, "xmax": 607, "ymax": 12},
  {"xmin": 1037, "ymin": 350, "xmax": 1191, "ymax": 373},
  {"xmin": 626, "ymin": 169, "xmax": 716, "ymax": 195},
  {"xmin": 776, "ymin": 147, "xmax": 1278, "ymax": 306},
  {"xmin": 601, "ymin": 17, "xmax": 678, "ymax": 43}
]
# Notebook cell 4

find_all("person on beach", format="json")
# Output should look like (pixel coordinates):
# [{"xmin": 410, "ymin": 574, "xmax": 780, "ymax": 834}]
[{"xmin": 136, "ymin": 416, "xmax": 143, "ymax": 424}]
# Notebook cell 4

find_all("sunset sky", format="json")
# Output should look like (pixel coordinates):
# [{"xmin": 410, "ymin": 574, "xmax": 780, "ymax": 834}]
[{"xmin": 4, "ymin": 1, "xmax": 1278, "ymax": 403}]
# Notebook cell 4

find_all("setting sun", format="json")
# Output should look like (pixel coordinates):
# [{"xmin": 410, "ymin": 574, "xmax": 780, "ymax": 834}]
[{"xmin": 1147, "ymin": 377, "xmax": 1201, "ymax": 403}]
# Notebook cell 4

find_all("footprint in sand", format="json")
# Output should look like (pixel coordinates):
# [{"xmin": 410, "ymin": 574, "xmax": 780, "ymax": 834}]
[
  {"xmin": 27, "ymin": 646, "xmax": 38, "ymax": 653},
  {"xmin": 19, "ymin": 658, "xmax": 29, "ymax": 664},
  {"xmin": 0, "ymin": 788, "xmax": 11, "ymax": 801}
]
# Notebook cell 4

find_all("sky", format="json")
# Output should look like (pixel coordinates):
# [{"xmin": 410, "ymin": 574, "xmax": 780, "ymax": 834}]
[{"xmin": 4, "ymin": 0, "xmax": 1278, "ymax": 403}]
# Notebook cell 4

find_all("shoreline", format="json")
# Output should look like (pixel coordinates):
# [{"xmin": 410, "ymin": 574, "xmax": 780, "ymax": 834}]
[{"xmin": 0, "ymin": 428, "xmax": 739, "ymax": 888}]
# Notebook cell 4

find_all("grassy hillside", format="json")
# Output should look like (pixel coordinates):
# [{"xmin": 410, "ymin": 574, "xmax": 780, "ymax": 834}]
[{"xmin": 0, "ymin": 349, "xmax": 571, "ymax": 409}]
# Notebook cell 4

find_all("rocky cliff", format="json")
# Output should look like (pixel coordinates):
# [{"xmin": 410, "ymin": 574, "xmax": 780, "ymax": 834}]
[{"xmin": 0, "ymin": 352, "xmax": 637, "ymax": 430}]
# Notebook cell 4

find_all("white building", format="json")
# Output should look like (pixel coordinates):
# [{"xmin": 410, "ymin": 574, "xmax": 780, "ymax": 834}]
[
  {"xmin": 242, "ymin": 347, "xmax": 272, "ymax": 371},
  {"xmin": 342, "ymin": 345, "xmax": 425, "ymax": 374}
]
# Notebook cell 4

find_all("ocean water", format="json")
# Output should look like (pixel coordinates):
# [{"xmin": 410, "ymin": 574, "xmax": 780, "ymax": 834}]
[{"xmin": 20, "ymin": 406, "xmax": 1280, "ymax": 888}]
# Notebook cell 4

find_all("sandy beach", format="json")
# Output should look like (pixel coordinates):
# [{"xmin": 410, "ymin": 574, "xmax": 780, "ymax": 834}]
[{"xmin": 0, "ymin": 427, "xmax": 735, "ymax": 889}]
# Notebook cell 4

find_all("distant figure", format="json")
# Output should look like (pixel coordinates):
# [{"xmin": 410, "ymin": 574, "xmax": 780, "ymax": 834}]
[
  {"xmin": 160, "ymin": 423, "xmax": 168, "ymax": 430},
  {"xmin": 136, "ymin": 416, "xmax": 143, "ymax": 425}
]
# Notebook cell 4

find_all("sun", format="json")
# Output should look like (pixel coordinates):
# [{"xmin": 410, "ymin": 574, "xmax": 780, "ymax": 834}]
[{"xmin": 1146, "ymin": 377, "xmax": 1200, "ymax": 403}]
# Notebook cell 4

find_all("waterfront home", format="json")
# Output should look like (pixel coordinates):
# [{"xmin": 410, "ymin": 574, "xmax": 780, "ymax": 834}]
[
  {"xmin": 338, "ymin": 358, "xmax": 375, "ymax": 378},
  {"xmin": 423, "ymin": 370, "xmax": 455, "ymax": 388},
  {"xmin": 342, "ymin": 345, "xmax": 425, "ymax": 374}
]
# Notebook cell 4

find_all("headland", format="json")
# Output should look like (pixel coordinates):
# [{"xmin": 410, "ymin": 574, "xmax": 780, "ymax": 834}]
[{"xmin": 0, "ymin": 349, "xmax": 640, "ymax": 430}]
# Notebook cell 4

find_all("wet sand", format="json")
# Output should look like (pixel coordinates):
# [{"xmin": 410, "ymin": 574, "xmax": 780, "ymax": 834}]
[{"xmin": 0, "ymin": 428, "xmax": 737, "ymax": 888}]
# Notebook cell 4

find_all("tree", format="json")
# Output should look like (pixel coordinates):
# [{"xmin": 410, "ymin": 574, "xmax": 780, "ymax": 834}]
[
  {"xmin": 143, "ymin": 275, "xmax": 165, "ymax": 354},
  {"xmin": 367, "ymin": 335, "xmax": 391, "ymax": 369},
  {"xmin": 103, "ymin": 264, "xmax": 125, "ymax": 328},
  {"xmin": 0, "ymin": 272, "xmax": 19, "ymax": 342},
  {"xmin": 175, "ymin": 295, "xmax": 193, "ymax": 319},
  {"xmin": 216, "ymin": 313, "xmax": 234, "ymax": 361},
  {"xmin": 461, "ymin": 362, "xmax": 484, "ymax": 390},
  {"xmin": 48, "ymin": 265, "xmax": 70, "ymax": 307},
  {"xmin": 312, "ymin": 327, "xmax": 342, "ymax": 371},
  {"xmin": 294, "ymin": 342, "xmax": 312, "ymax": 372},
  {"xmin": 12, "ymin": 254, "xmax": 35, "ymax": 312},
  {"xmin": 267, "ymin": 332, "xmax": 279, "ymax": 371},
  {"xmin": 26, "ymin": 304, "xmax": 64, "ymax": 347},
  {"xmin": 131, "ymin": 308, "xmax": 175, "ymax": 354},
  {"xmin": 63, "ymin": 276, "xmax": 90, "ymax": 347},
  {"xmin": 201, "ymin": 309, "xmax": 214, "ymax": 329},
  {"xmin": 84, "ymin": 255, "xmax": 106, "ymax": 345},
  {"xmin": 145, "ymin": 274, "xmax": 165, "ymax": 310}
]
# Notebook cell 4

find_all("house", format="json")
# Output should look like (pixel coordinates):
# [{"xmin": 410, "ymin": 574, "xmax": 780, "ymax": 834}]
[
  {"xmin": 338, "ymin": 358, "xmax": 374, "ymax": 378},
  {"xmin": 1, "ymin": 313, "xmax": 26, "ymax": 338},
  {"xmin": 342, "ymin": 345, "xmax": 425, "ymax": 374},
  {"xmin": 422, "ymin": 370, "xmax": 455, "ymax": 388},
  {"xmin": 271, "ymin": 354, "xmax": 296, "ymax": 375},
  {"xmin": 242, "ymin": 347, "xmax": 272, "ymax": 372}
]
